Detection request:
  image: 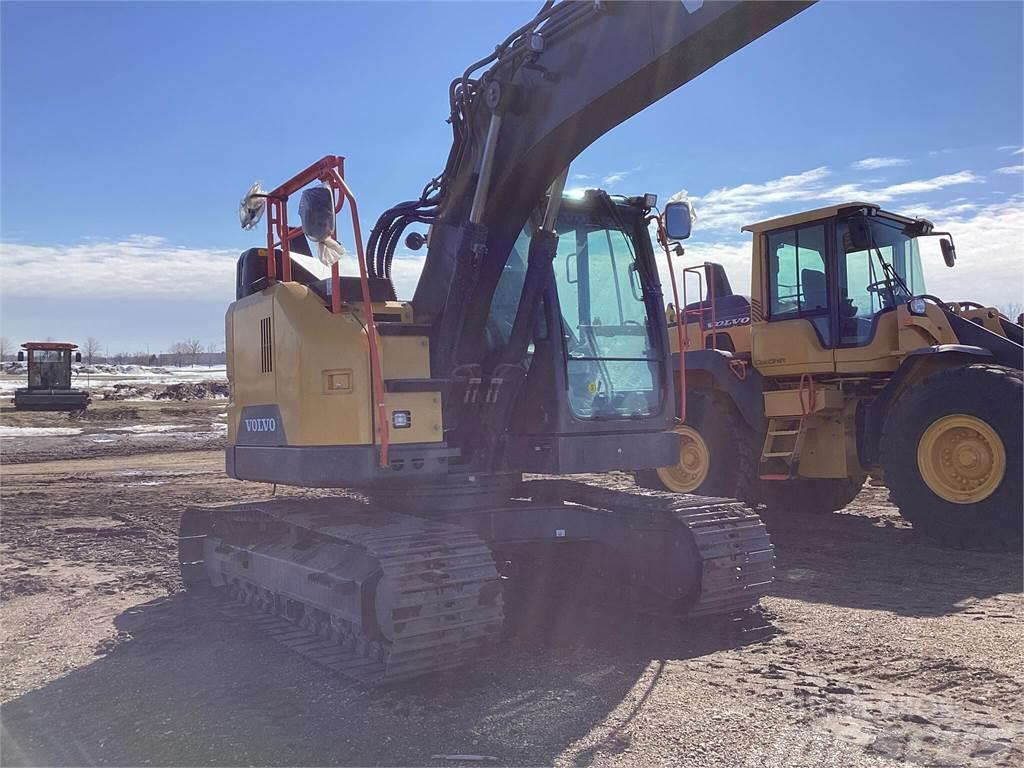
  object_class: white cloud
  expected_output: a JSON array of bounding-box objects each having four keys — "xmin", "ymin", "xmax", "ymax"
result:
[
  {"xmin": 0, "ymin": 235, "xmax": 429, "ymax": 303},
  {"xmin": 851, "ymin": 157, "xmax": 910, "ymax": 170},
  {"xmin": 995, "ymin": 165, "xmax": 1024, "ymax": 175},
  {"xmin": 677, "ymin": 167, "xmax": 983, "ymax": 233},
  {"xmin": 1015, "ymin": 149, "xmax": 1024, "ymax": 156},
  {"xmin": 919, "ymin": 196, "xmax": 1024, "ymax": 308},
  {"xmin": 602, "ymin": 171, "xmax": 628, "ymax": 186},
  {"xmin": 875, "ymin": 170, "xmax": 982, "ymax": 197},
  {"xmin": 0, "ymin": 236, "xmax": 239, "ymax": 300},
  {"xmin": 571, "ymin": 173, "xmax": 593, "ymax": 181}
]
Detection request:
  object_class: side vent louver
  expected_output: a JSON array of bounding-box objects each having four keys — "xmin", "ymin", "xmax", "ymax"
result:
[{"xmin": 260, "ymin": 316, "xmax": 273, "ymax": 373}]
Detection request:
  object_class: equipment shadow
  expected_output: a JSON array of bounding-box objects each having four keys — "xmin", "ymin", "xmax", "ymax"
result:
[
  {"xmin": 757, "ymin": 487, "xmax": 1022, "ymax": 618},
  {"xmin": 0, "ymin": 581, "xmax": 773, "ymax": 768}
]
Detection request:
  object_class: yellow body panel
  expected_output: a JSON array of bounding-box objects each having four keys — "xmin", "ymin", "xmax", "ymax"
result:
[
  {"xmin": 833, "ymin": 311, "xmax": 901, "ymax": 374},
  {"xmin": 799, "ymin": 400, "xmax": 862, "ymax": 478},
  {"xmin": 763, "ymin": 385, "xmax": 843, "ymax": 417},
  {"xmin": 752, "ymin": 318, "xmax": 834, "ymax": 376},
  {"xmin": 226, "ymin": 282, "xmax": 443, "ymax": 449}
]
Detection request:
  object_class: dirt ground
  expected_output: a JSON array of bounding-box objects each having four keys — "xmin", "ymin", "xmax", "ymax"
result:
[{"xmin": 0, "ymin": 407, "xmax": 1021, "ymax": 767}]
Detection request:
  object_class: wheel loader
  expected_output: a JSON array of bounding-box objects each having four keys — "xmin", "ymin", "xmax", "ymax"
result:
[
  {"xmin": 177, "ymin": 1, "xmax": 814, "ymax": 683},
  {"xmin": 641, "ymin": 201, "xmax": 1023, "ymax": 549}
]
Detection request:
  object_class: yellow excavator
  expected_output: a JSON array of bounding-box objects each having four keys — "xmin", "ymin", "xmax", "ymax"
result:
[
  {"xmin": 640, "ymin": 201, "xmax": 1023, "ymax": 549},
  {"xmin": 177, "ymin": 2, "xmax": 814, "ymax": 683}
]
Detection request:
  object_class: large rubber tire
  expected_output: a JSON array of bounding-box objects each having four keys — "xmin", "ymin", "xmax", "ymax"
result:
[
  {"xmin": 880, "ymin": 364, "xmax": 1023, "ymax": 549},
  {"xmin": 636, "ymin": 390, "xmax": 758, "ymax": 503},
  {"xmin": 759, "ymin": 475, "xmax": 866, "ymax": 515}
]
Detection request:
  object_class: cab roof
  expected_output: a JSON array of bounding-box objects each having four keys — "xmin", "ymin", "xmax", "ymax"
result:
[
  {"xmin": 741, "ymin": 202, "xmax": 930, "ymax": 234},
  {"xmin": 21, "ymin": 342, "xmax": 78, "ymax": 350}
]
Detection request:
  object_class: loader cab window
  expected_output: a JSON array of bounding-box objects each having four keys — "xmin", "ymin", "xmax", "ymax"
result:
[
  {"xmin": 28, "ymin": 349, "xmax": 71, "ymax": 390},
  {"xmin": 837, "ymin": 217, "xmax": 927, "ymax": 345},
  {"xmin": 551, "ymin": 209, "xmax": 659, "ymax": 420},
  {"xmin": 766, "ymin": 223, "xmax": 831, "ymax": 346}
]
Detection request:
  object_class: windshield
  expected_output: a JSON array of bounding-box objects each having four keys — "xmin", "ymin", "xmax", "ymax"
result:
[
  {"xmin": 838, "ymin": 217, "xmax": 927, "ymax": 344},
  {"xmin": 484, "ymin": 202, "xmax": 661, "ymax": 420},
  {"xmin": 551, "ymin": 208, "xmax": 659, "ymax": 420}
]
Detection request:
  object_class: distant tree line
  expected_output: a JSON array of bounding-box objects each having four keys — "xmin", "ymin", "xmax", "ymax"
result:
[{"xmin": 0, "ymin": 334, "xmax": 223, "ymax": 366}]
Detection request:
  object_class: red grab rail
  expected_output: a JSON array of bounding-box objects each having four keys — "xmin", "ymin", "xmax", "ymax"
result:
[{"xmin": 260, "ymin": 155, "xmax": 391, "ymax": 468}]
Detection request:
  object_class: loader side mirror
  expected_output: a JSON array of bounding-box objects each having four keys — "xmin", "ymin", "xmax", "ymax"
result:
[
  {"xmin": 940, "ymin": 237, "xmax": 956, "ymax": 267},
  {"xmin": 17, "ymin": 351, "xmax": 24, "ymax": 362},
  {"xmin": 75, "ymin": 352, "xmax": 82, "ymax": 363},
  {"xmin": 663, "ymin": 201, "xmax": 692, "ymax": 241}
]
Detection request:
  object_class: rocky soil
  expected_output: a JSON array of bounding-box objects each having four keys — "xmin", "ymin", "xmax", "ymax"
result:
[{"xmin": 0, "ymin": 419, "xmax": 1020, "ymax": 767}]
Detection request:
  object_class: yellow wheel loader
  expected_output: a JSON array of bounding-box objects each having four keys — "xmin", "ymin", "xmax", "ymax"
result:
[
  {"xmin": 177, "ymin": 2, "xmax": 814, "ymax": 684},
  {"xmin": 641, "ymin": 201, "xmax": 1023, "ymax": 549}
]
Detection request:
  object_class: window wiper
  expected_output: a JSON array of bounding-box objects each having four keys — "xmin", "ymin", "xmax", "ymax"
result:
[{"xmin": 868, "ymin": 234, "xmax": 912, "ymax": 303}]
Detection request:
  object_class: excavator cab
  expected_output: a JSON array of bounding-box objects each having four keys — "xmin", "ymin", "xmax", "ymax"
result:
[{"xmin": 496, "ymin": 191, "xmax": 677, "ymax": 473}]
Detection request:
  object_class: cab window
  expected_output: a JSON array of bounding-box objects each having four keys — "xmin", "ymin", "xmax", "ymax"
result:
[{"xmin": 766, "ymin": 223, "xmax": 831, "ymax": 345}]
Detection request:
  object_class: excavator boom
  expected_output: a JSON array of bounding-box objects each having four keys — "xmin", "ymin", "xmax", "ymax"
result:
[{"xmin": 399, "ymin": 1, "xmax": 812, "ymax": 370}]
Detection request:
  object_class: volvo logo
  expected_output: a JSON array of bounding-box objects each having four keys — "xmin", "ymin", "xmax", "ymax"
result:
[{"xmin": 244, "ymin": 417, "xmax": 277, "ymax": 432}]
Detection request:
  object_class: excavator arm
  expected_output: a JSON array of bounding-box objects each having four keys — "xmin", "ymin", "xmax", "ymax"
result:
[{"xmin": 369, "ymin": 0, "xmax": 812, "ymax": 377}]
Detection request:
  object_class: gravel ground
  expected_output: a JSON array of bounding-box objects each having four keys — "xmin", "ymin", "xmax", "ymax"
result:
[{"xmin": 0, "ymin": 429, "xmax": 1020, "ymax": 767}]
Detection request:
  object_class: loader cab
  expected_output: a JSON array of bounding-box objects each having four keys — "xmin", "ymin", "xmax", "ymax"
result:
[{"xmin": 748, "ymin": 203, "xmax": 933, "ymax": 377}]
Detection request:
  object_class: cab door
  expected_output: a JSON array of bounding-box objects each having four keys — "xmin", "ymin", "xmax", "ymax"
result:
[
  {"xmin": 831, "ymin": 217, "xmax": 904, "ymax": 374},
  {"xmin": 752, "ymin": 221, "xmax": 836, "ymax": 377}
]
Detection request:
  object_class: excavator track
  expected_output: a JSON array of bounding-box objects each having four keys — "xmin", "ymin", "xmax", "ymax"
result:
[
  {"xmin": 178, "ymin": 481, "xmax": 773, "ymax": 684},
  {"xmin": 524, "ymin": 479, "xmax": 774, "ymax": 617},
  {"xmin": 178, "ymin": 498, "xmax": 504, "ymax": 684}
]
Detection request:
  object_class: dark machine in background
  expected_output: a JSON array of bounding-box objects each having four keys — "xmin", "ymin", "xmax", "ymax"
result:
[{"xmin": 13, "ymin": 342, "xmax": 89, "ymax": 411}]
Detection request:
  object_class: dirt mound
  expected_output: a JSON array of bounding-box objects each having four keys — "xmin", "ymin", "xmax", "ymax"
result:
[
  {"xmin": 102, "ymin": 380, "xmax": 229, "ymax": 401},
  {"xmin": 154, "ymin": 381, "xmax": 229, "ymax": 401}
]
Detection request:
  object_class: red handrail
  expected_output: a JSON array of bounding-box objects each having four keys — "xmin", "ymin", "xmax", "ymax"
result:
[{"xmin": 258, "ymin": 155, "xmax": 391, "ymax": 468}]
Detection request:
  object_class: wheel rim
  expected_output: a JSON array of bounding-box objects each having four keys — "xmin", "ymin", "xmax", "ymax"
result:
[
  {"xmin": 917, "ymin": 414, "xmax": 1006, "ymax": 504},
  {"xmin": 656, "ymin": 425, "xmax": 710, "ymax": 493}
]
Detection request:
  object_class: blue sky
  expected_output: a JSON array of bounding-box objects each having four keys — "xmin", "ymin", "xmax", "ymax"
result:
[{"xmin": 2, "ymin": 1, "xmax": 1022, "ymax": 352}]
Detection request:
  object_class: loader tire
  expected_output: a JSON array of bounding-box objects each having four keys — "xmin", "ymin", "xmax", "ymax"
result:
[
  {"xmin": 636, "ymin": 390, "xmax": 758, "ymax": 503},
  {"xmin": 880, "ymin": 364, "xmax": 1023, "ymax": 550},
  {"xmin": 759, "ymin": 475, "xmax": 866, "ymax": 515}
]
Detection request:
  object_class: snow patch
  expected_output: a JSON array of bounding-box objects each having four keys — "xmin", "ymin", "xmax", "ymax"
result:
[
  {"xmin": 104, "ymin": 424, "xmax": 189, "ymax": 434},
  {"xmin": 0, "ymin": 426, "xmax": 84, "ymax": 437}
]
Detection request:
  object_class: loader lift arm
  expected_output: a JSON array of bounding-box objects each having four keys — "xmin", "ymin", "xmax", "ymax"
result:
[{"xmin": 369, "ymin": 0, "xmax": 813, "ymax": 456}]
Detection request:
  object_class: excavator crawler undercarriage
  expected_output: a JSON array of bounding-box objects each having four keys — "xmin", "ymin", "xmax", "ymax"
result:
[{"xmin": 179, "ymin": 480, "xmax": 773, "ymax": 684}]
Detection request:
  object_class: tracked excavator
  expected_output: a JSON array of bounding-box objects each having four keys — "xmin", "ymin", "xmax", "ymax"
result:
[{"xmin": 178, "ymin": 1, "xmax": 812, "ymax": 683}]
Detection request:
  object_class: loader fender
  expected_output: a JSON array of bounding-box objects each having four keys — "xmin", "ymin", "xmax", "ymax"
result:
[
  {"xmin": 859, "ymin": 345, "xmax": 994, "ymax": 466},
  {"xmin": 673, "ymin": 349, "xmax": 765, "ymax": 433}
]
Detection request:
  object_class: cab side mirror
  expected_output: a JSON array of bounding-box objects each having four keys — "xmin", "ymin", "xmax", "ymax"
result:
[
  {"xmin": 663, "ymin": 201, "xmax": 692, "ymax": 241},
  {"xmin": 940, "ymin": 237, "xmax": 956, "ymax": 267},
  {"xmin": 17, "ymin": 351, "xmax": 24, "ymax": 362},
  {"xmin": 75, "ymin": 352, "xmax": 82, "ymax": 363}
]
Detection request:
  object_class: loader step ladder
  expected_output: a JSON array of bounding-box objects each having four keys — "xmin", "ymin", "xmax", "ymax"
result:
[
  {"xmin": 759, "ymin": 416, "xmax": 808, "ymax": 480},
  {"xmin": 759, "ymin": 374, "xmax": 814, "ymax": 481}
]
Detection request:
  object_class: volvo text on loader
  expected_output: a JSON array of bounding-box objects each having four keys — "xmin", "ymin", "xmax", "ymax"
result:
[
  {"xmin": 641, "ymin": 201, "xmax": 1023, "ymax": 550},
  {"xmin": 176, "ymin": 1, "xmax": 815, "ymax": 683}
]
